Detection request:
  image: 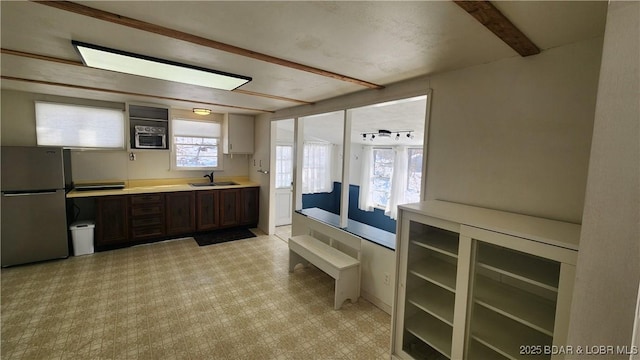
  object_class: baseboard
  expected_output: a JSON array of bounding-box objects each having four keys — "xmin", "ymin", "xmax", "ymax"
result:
[{"xmin": 361, "ymin": 289, "xmax": 392, "ymax": 315}]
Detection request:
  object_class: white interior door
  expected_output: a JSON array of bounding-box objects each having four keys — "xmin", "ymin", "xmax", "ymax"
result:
[
  {"xmin": 275, "ymin": 189, "xmax": 292, "ymax": 226},
  {"xmin": 275, "ymin": 144, "xmax": 293, "ymax": 226}
]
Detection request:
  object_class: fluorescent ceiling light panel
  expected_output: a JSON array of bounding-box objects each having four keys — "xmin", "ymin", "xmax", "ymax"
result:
[{"xmin": 72, "ymin": 41, "xmax": 251, "ymax": 90}]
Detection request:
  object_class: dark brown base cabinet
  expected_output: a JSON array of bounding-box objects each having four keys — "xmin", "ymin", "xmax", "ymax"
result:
[
  {"xmin": 130, "ymin": 194, "xmax": 165, "ymax": 240},
  {"xmin": 96, "ymin": 195, "xmax": 129, "ymax": 246},
  {"xmin": 240, "ymin": 187, "xmax": 259, "ymax": 225},
  {"xmin": 94, "ymin": 187, "xmax": 258, "ymax": 250},
  {"xmin": 196, "ymin": 190, "xmax": 220, "ymax": 231},
  {"xmin": 165, "ymin": 192, "xmax": 195, "ymax": 235},
  {"xmin": 219, "ymin": 189, "xmax": 241, "ymax": 227}
]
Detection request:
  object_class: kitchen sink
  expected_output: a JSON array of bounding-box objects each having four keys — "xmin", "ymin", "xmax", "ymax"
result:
[
  {"xmin": 213, "ymin": 181, "xmax": 239, "ymax": 186},
  {"xmin": 189, "ymin": 181, "xmax": 238, "ymax": 187}
]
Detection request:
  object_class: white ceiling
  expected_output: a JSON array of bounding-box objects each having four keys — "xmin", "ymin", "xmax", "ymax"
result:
[{"xmin": 1, "ymin": 1, "xmax": 607, "ymax": 126}]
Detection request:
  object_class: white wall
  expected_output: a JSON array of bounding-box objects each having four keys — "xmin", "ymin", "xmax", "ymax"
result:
[
  {"xmin": 426, "ymin": 37, "xmax": 603, "ymax": 224},
  {"xmin": 566, "ymin": 1, "xmax": 640, "ymax": 354},
  {"xmin": 360, "ymin": 240, "xmax": 396, "ymax": 313},
  {"xmin": 251, "ymin": 113, "xmax": 272, "ymax": 234},
  {"xmin": 1, "ymin": 90, "xmax": 250, "ymax": 182},
  {"xmin": 275, "ymin": 126, "xmax": 294, "ymax": 143},
  {"xmin": 349, "ymin": 144, "xmax": 364, "ymax": 186}
]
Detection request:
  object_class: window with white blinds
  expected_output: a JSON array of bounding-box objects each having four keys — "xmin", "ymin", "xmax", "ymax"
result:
[
  {"xmin": 171, "ymin": 118, "xmax": 222, "ymax": 170},
  {"xmin": 35, "ymin": 102, "xmax": 125, "ymax": 149}
]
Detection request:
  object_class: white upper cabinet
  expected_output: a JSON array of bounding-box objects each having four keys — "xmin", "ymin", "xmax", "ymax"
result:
[{"xmin": 223, "ymin": 113, "xmax": 254, "ymax": 154}]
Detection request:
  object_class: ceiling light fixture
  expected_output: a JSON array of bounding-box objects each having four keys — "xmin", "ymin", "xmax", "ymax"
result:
[
  {"xmin": 72, "ymin": 40, "xmax": 252, "ymax": 90},
  {"xmin": 193, "ymin": 108, "xmax": 212, "ymax": 116}
]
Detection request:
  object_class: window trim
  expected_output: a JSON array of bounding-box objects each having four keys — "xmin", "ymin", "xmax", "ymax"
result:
[
  {"xmin": 170, "ymin": 117, "xmax": 223, "ymax": 171},
  {"xmin": 275, "ymin": 143, "xmax": 294, "ymax": 189},
  {"xmin": 371, "ymin": 147, "xmax": 394, "ymax": 210},
  {"xmin": 405, "ymin": 147, "xmax": 424, "ymax": 205},
  {"xmin": 368, "ymin": 146, "xmax": 423, "ymax": 211}
]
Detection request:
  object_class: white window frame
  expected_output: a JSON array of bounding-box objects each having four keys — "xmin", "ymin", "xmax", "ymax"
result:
[
  {"xmin": 369, "ymin": 146, "xmax": 423, "ymax": 210},
  {"xmin": 35, "ymin": 101, "xmax": 125, "ymax": 149},
  {"xmin": 171, "ymin": 118, "xmax": 223, "ymax": 171},
  {"xmin": 405, "ymin": 147, "xmax": 424, "ymax": 205},
  {"xmin": 371, "ymin": 147, "xmax": 394, "ymax": 209},
  {"xmin": 275, "ymin": 143, "xmax": 294, "ymax": 189}
]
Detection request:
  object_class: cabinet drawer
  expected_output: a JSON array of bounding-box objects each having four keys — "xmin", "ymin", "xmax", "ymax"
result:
[
  {"xmin": 131, "ymin": 216, "xmax": 163, "ymax": 228},
  {"xmin": 131, "ymin": 225, "xmax": 164, "ymax": 239},
  {"xmin": 131, "ymin": 205, "xmax": 163, "ymax": 216},
  {"xmin": 130, "ymin": 194, "xmax": 163, "ymax": 205}
]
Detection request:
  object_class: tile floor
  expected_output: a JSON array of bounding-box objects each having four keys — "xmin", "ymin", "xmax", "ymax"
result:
[
  {"xmin": 274, "ymin": 225, "xmax": 292, "ymax": 243},
  {"xmin": 1, "ymin": 231, "xmax": 391, "ymax": 360}
]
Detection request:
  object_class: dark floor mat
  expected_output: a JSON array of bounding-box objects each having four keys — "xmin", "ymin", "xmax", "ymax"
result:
[{"xmin": 193, "ymin": 228, "xmax": 256, "ymax": 247}]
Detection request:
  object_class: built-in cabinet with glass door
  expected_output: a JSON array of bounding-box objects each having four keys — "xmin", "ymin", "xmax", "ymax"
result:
[{"xmin": 392, "ymin": 200, "xmax": 580, "ymax": 360}]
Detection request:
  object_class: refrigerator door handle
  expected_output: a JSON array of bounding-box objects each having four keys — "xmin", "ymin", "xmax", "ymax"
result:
[{"xmin": 2, "ymin": 191, "xmax": 59, "ymax": 197}]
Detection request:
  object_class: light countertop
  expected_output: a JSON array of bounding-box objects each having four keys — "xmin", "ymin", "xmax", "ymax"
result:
[{"xmin": 67, "ymin": 177, "xmax": 259, "ymax": 198}]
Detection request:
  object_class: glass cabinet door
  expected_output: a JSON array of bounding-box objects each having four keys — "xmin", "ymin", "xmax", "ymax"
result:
[
  {"xmin": 402, "ymin": 220, "xmax": 460, "ymax": 359},
  {"xmin": 466, "ymin": 242, "xmax": 560, "ymax": 360}
]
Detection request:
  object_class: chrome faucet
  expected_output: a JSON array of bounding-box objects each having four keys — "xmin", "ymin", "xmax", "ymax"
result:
[{"xmin": 204, "ymin": 172, "xmax": 214, "ymax": 183}]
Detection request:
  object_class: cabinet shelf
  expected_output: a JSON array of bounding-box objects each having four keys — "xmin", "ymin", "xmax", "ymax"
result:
[
  {"xmin": 407, "ymin": 284, "xmax": 455, "ymax": 326},
  {"xmin": 476, "ymin": 244, "xmax": 560, "ymax": 291},
  {"xmin": 129, "ymin": 116, "xmax": 168, "ymax": 122},
  {"xmin": 409, "ymin": 226, "xmax": 459, "ymax": 258},
  {"xmin": 409, "ymin": 257, "xmax": 457, "ymax": 293},
  {"xmin": 410, "ymin": 239, "xmax": 458, "ymax": 259},
  {"xmin": 471, "ymin": 306, "xmax": 552, "ymax": 360},
  {"xmin": 474, "ymin": 275, "xmax": 556, "ymax": 336},
  {"xmin": 405, "ymin": 314, "xmax": 453, "ymax": 359},
  {"xmin": 467, "ymin": 339, "xmax": 508, "ymax": 360}
]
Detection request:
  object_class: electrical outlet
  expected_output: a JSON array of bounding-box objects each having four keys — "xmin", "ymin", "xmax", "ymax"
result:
[
  {"xmin": 129, "ymin": 152, "xmax": 136, "ymax": 161},
  {"xmin": 384, "ymin": 273, "xmax": 390, "ymax": 286}
]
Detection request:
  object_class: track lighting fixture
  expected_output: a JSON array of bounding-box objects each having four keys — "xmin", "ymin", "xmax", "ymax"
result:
[{"xmin": 361, "ymin": 129, "xmax": 414, "ymax": 141}]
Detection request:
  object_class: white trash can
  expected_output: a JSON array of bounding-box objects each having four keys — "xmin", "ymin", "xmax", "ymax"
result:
[{"xmin": 69, "ymin": 221, "xmax": 95, "ymax": 256}]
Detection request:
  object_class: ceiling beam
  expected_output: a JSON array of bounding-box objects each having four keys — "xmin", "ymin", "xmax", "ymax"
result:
[
  {"xmin": 1, "ymin": 76, "xmax": 275, "ymax": 113},
  {"xmin": 1, "ymin": 48, "xmax": 83, "ymax": 66},
  {"xmin": 32, "ymin": 1, "xmax": 384, "ymax": 89},
  {"xmin": 1, "ymin": 48, "xmax": 313, "ymax": 105},
  {"xmin": 231, "ymin": 89, "xmax": 312, "ymax": 105},
  {"xmin": 453, "ymin": 0, "xmax": 540, "ymax": 57}
]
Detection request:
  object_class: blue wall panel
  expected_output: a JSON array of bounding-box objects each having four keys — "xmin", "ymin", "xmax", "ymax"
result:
[
  {"xmin": 301, "ymin": 182, "xmax": 340, "ymax": 214},
  {"xmin": 347, "ymin": 184, "xmax": 397, "ymax": 233}
]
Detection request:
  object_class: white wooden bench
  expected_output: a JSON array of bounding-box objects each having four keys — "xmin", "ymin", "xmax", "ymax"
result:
[{"xmin": 289, "ymin": 215, "xmax": 362, "ymax": 310}]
